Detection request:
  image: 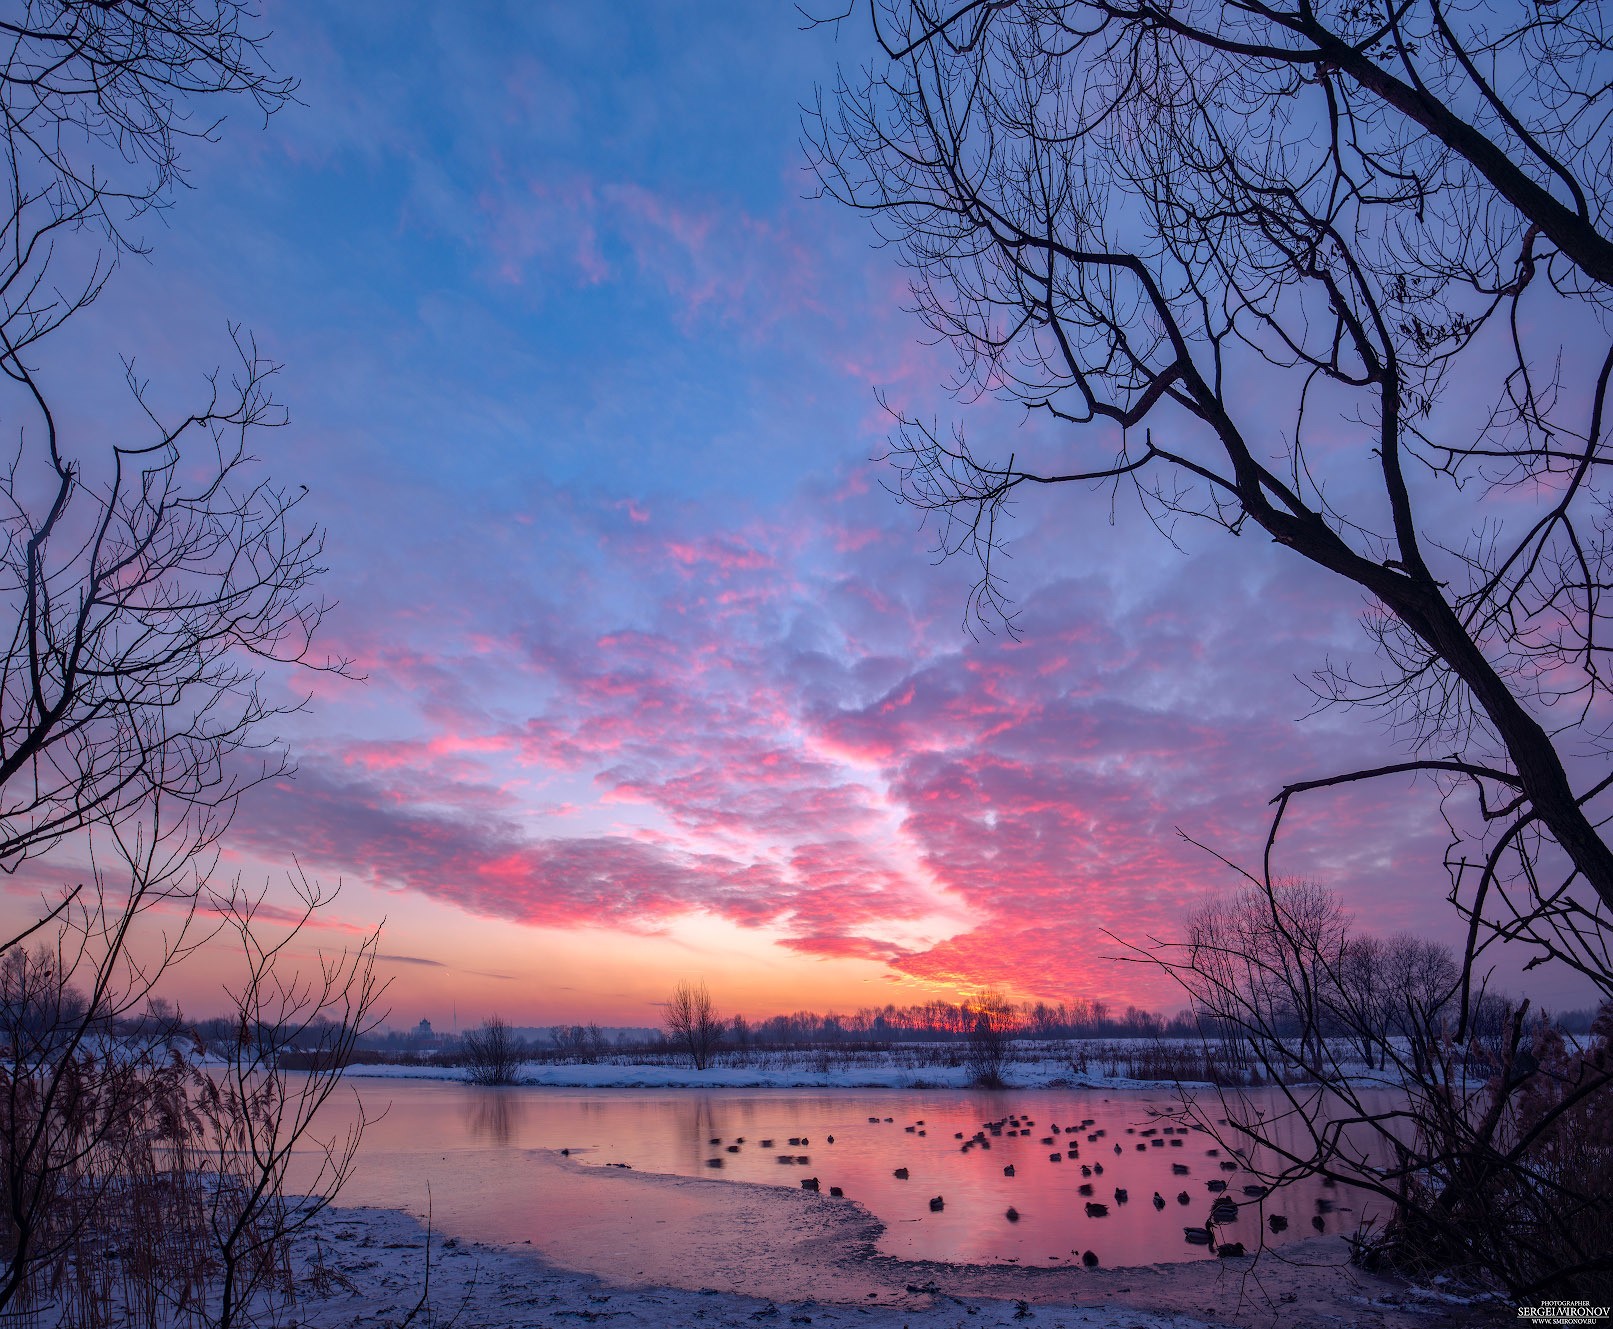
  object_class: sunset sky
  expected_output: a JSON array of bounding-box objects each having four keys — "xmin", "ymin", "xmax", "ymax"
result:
[{"xmin": 3, "ymin": 1, "xmax": 1591, "ymax": 1028}]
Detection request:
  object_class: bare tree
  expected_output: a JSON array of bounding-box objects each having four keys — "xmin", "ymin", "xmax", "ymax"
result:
[
  {"xmin": 0, "ymin": 869, "xmax": 383, "ymax": 1327},
  {"xmin": 0, "ymin": 820, "xmax": 206, "ymax": 1316},
  {"xmin": 1138, "ymin": 879, "xmax": 1612, "ymax": 1298},
  {"xmin": 195, "ymin": 876, "xmax": 383, "ymax": 1329},
  {"xmin": 810, "ymin": 0, "xmax": 1613, "ymax": 1002},
  {"xmin": 463, "ymin": 1015, "xmax": 526, "ymax": 1086},
  {"xmin": 962, "ymin": 986, "xmax": 1017, "ymax": 1087},
  {"xmin": 0, "ymin": 0, "xmax": 335, "ymax": 1012},
  {"xmin": 664, "ymin": 980, "xmax": 723, "ymax": 1071},
  {"xmin": 550, "ymin": 1023, "xmax": 605, "ymax": 1064},
  {"xmin": 0, "ymin": 4, "xmax": 379, "ymax": 1323}
]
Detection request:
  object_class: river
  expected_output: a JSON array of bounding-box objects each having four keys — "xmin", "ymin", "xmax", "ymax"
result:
[{"xmin": 290, "ymin": 1078, "xmax": 1390, "ymax": 1277}]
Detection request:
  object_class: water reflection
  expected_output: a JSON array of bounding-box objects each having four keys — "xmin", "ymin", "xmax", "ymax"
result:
[
  {"xmin": 316, "ymin": 1081, "xmax": 1396, "ymax": 1268},
  {"xmin": 463, "ymin": 1086, "xmax": 525, "ymax": 1145}
]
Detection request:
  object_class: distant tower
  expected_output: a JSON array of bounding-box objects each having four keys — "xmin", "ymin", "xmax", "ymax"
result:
[{"xmin": 415, "ymin": 1018, "xmax": 433, "ymax": 1038}]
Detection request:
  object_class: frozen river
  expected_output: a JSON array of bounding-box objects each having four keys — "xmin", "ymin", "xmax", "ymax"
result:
[{"xmin": 293, "ymin": 1079, "xmax": 1391, "ymax": 1276}]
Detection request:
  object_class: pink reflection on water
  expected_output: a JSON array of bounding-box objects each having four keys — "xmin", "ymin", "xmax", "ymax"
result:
[{"xmin": 305, "ymin": 1081, "xmax": 1394, "ymax": 1274}]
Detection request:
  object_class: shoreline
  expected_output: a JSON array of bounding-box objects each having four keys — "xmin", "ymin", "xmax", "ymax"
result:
[
  {"xmin": 329, "ymin": 1056, "xmax": 1411, "ymax": 1094},
  {"xmin": 338, "ymin": 1063, "xmax": 1223, "ymax": 1091},
  {"xmin": 284, "ymin": 1150, "xmax": 1508, "ymax": 1329},
  {"xmin": 291, "ymin": 1201, "xmax": 1506, "ymax": 1329}
]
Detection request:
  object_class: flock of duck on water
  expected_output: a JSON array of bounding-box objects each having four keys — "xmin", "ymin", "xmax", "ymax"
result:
[{"xmin": 697, "ymin": 1107, "xmax": 1341, "ymax": 1268}]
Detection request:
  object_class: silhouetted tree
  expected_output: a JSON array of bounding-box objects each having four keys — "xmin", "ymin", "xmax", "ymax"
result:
[
  {"xmin": 193, "ymin": 877, "xmax": 383, "ymax": 1329},
  {"xmin": 0, "ymin": 5, "xmax": 376, "ymax": 1321},
  {"xmin": 550, "ymin": 1023, "xmax": 605, "ymax": 1063},
  {"xmin": 811, "ymin": 0, "xmax": 1613, "ymax": 1004},
  {"xmin": 664, "ymin": 980, "xmax": 723, "ymax": 1071},
  {"xmin": 1139, "ymin": 877, "xmax": 1611, "ymax": 1298},
  {"xmin": 962, "ymin": 987, "xmax": 1017, "ymax": 1087},
  {"xmin": 464, "ymin": 1015, "xmax": 526, "ymax": 1086}
]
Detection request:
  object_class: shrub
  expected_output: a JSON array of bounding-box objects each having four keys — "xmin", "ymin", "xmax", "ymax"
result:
[{"xmin": 464, "ymin": 1016, "xmax": 526, "ymax": 1086}]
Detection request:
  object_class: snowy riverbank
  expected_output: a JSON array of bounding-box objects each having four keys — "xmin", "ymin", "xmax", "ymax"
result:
[
  {"xmin": 331, "ymin": 1035, "xmax": 1423, "ymax": 1092},
  {"xmin": 286, "ymin": 1199, "xmax": 1504, "ymax": 1329},
  {"xmin": 293, "ymin": 1203, "xmax": 1207, "ymax": 1328},
  {"xmin": 338, "ymin": 1056, "xmax": 1214, "ymax": 1091}
]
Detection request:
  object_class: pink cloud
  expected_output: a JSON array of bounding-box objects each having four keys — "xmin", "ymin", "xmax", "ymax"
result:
[
  {"xmin": 464, "ymin": 170, "xmax": 831, "ymax": 336},
  {"xmin": 476, "ymin": 173, "xmax": 611, "ymax": 288},
  {"xmin": 250, "ymin": 466, "xmax": 1482, "ymax": 1007}
]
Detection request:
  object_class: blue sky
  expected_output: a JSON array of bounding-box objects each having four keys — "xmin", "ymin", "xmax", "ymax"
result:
[{"xmin": 4, "ymin": 1, "xmax": 1592, "ymax": 1026}]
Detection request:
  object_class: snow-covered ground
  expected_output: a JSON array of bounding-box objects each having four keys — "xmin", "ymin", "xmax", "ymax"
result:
[
  {"xmin": 339, "ymin": 1048, "xmax": 1216, "ymax": 1091},
  {"xmin": 294, "ymin": 1204, "xmax": 1211, "ymax": 1329},
  {"xmin": 334, "ymin": 1030, "xmax": 1434, "ymax": 1093},
  {"xmin": 284, "ymin": 1199, "xmax": 1502, "ymax": 1329}
]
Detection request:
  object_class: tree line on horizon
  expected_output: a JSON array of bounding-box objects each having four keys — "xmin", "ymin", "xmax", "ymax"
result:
[{"xmin": 430, "ymin": 915, "xmax": 1591, "ymax": 1076}]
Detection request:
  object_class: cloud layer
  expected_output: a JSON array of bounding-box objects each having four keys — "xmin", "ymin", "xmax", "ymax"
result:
[{"xmin": 8, "ymin": 2, "xmax": 1518, "ymax": 1015}]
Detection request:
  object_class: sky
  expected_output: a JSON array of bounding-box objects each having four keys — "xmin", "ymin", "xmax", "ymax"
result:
[{"xmin": 1, "ymin": 1, "xmax": 1597, "ymax": 1029}]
